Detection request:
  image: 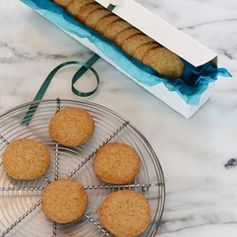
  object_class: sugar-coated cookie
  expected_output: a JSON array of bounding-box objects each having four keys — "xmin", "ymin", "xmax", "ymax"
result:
[
  {"xmin": 104, "ymin": 20, "xmax": 131, "ymax": 40},
  {"xmin": 66, "ymin": 0, "xmax": 94, "ymax": 17},
  {"xmin": 3, "ymin": 138, "xmax": 50, "ymax": 180},
  {"xmin": 53, "ymin": 0, "xmax": 73, "ymax": 7},
  {"xmin": 114, "ymin": 28, "xmax": 140, "ymax": 47},
  {"xmin": 133, "ymin": 42, "xmax": 158, "ymax": 61},
  {"xmin": 121, "ymin": 34, "xmax": 154, "ymax": 56},
  {"xmin": 95, "ymin": 15, "xmax": 119, "ymax": 34},
  {"xmin": 143, "ymin": 47, "xmax": 184, "ymax": 78},
  {"xmin": 98, "ymin": 190, "xmax": 151, "ymax": 237},
  {"xmin": 93, "ymin": 142, "xmax": 140, "ymax": 184},
  {"xmin": 85, "ymin": 9, "xmax": 111, "ymax": 28},
  {"xmin": 42, "ymin": 179, "xmax": 88, "ymax": 224},
  {"xmin": 76, "ymin": 2, "xmax": 103, "ymax": 23},
  {"xmin": 48, "ymin": 107, "xmax": 95, "ymax": 147}
]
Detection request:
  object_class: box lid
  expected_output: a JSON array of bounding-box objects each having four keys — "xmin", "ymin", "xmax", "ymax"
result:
[{"xmin": 95, "ymin": 0, "xmax": 217, "ymax": 67}]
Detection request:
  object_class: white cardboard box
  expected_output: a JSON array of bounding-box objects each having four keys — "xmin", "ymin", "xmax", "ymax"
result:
[{"xmin": 24, "ymin": 0, "xmax": 219, "ymax": 118}]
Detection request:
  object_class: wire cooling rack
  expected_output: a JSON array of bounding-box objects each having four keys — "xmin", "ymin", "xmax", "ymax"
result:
[{"xmin": 0, "ymin": 99, "xmax": 165, "ymax": 237}]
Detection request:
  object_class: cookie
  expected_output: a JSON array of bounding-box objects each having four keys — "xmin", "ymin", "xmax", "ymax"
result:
[
  {"xmin": 95, "ymin": 15, "xmax": 120, "ymax": 34},
  {"xmin": 53, "ymin": 0, "xmax": 73, "ymax": 7},
  {"xmin": 48, "ymin": 107, "xmax": 95, "ymax": 147},
  {"xmin": 42, "ymin": 179, "xmax": 88, "ymax": 224},
  {"xmin": 104, "ymin": 20, "xmax": 131, "ymax": 40},
  {"xmin": 93, "ymin": 142, "xmax": 140, "ymax": 184},
  {"xmin": 121, "ymin": 34, "xmax": 154, "ymax": 56},
  {"xmin": 66, "ymin": 0, "xmax": 95, "ymax": 17},
  {"xmin": 132, "ymin": 42, "xmax": 158, "ymax": 61},
  {"xmin": 85, "ymin": 9, "xmax": 111, "ymax": 28},
  {"xmin": 143, "ymin": 47, "xmax": 184, "ymax": 78},
  {"xmin": 2, "ymin": 138, "xmax": 50, "ymax": 180},
  {"xmin": 98, "ymin": 190, "xmax": 151, "ymax": 237},
  {"xmin": 114, "ymin": 28, "xmax": 140, "ymax": 47},
  {"xmin": 76, "ymin": 2, "xmax": 103, "ymax": 23}
]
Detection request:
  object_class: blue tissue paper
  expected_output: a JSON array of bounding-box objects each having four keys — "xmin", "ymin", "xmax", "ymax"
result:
[{"xmin": 21, "ymin": 0, "xmax": 231, "ymax": 105}]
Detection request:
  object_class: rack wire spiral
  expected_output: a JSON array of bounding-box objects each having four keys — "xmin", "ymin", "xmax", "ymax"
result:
[{"xmin": 0, "ymin": 99, "xmax": 165, "ymax": 237}]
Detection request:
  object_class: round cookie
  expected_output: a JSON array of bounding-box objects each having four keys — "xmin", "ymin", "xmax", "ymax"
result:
[
  {"xmin": 49, "ymin": 107, "xmax": 95, "ymax": 147},
  {"xmin": 85, "ymin": 9, "xmax": 111, "ymax": 29},
  {"xmin": 76, "ymin": 2, "xmax": 103, "ymax": 23},
  {"xmin": 104, "ymin": 20, "xmax": 132, "ymax": 40},
  {"xmin": 53, "ymin": 0, "xmax": 73, "ymax": 7},
  {"xmin": 142, "ymin": 47, "xmax": 184, "ymax": 78},
  {"xmin": 95, "ymin": 15, "xmax": 120, "ymax": 35},
  {"xmin": 3, "ymin": 138, "xmax": 50, "ymax": 180},
  {"xmin": 98, "ymin": 190, "xmax": 151, "ymax": 237},
  {"xmin": 41, "ymin": 179, "xmax": 88, "ymax": 224},
  {"xmin": 132, "ymin": 42, "xmax": 158, "ymax": 61},
  {"xmin": 93, "ymin": 142, "xmax": 140, "ymax": 184},
  {"xmin": 114, "ymin": 28, "xmax": 140, "ymax": 47},
  {"xmin": 66, "ymin": 0, "xmax": 95, "ymax": 17},
  {"xmin": 121, "ymin": 34, "xmax": 154, "ymax": 56}
]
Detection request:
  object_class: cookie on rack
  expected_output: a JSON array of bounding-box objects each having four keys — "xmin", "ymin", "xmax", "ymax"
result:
[
  {"xmin": 93, "ymin": 142, "xmax": 140, "ymax": 184},
  {"xmin": 2, "ymin": 138, "xmax": 50, "ymax": 180},
  {"xmin": 49, "ymin": 107, "xmax": 95, "ymax": 147},
  {"xmin": 98, "ymin": 190, "xmax": 151, "ymax": 237},
  {"xmin": 42, "ymin": 179, "xmax": 88, "ymax": 224}
]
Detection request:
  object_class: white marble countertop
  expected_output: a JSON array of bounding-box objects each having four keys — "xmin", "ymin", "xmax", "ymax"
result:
[{"xmin": 0, "ymin": 0, "xmax": 237, "ymax": 236}]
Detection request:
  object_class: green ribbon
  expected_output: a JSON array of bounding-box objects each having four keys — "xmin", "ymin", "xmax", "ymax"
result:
[
  {"xmin": 22, "ymin": 54, "xmax": 100, "ymax": 125},
  {"xmin": 22, "ymin": 4, "xmax": 116, "ymax": 126},
  {"xmin": 107, "ymin": 3, "xmax": 116, "ymax": 11}
]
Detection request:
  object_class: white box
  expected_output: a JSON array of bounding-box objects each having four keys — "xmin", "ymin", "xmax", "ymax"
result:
[{"xmin": 22, "ymin": 0, "xmax": 219, "ymax": 118}]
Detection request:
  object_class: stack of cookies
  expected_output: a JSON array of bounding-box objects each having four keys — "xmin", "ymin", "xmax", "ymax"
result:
[{"xmin": 53, "ymin": 0, "xmax": 184, "ymax": 79}]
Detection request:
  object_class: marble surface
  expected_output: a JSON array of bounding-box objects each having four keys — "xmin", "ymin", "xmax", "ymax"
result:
[{"xmin": 0, "ymin": 0, "xmax": 237, "ymax": 236}]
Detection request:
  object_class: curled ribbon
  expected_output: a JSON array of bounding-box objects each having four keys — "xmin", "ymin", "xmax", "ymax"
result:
[
  {"xmin": 22, "ymin": 4, "xmax": 116, "ymax": 126},
  {"xmin": 22, "ymin": 54, "xmax": 100, "ymax": 125}
]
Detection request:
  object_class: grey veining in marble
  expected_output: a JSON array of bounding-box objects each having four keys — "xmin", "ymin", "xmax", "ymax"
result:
[{"xmin": 0, "ymin": 0, "xmax": 237, "ymax": 236}]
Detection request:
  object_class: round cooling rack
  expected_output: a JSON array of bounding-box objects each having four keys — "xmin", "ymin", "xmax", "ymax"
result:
[{"xmin": 0, "ymin": 99, "xmax": 165, "ymax": 237}]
